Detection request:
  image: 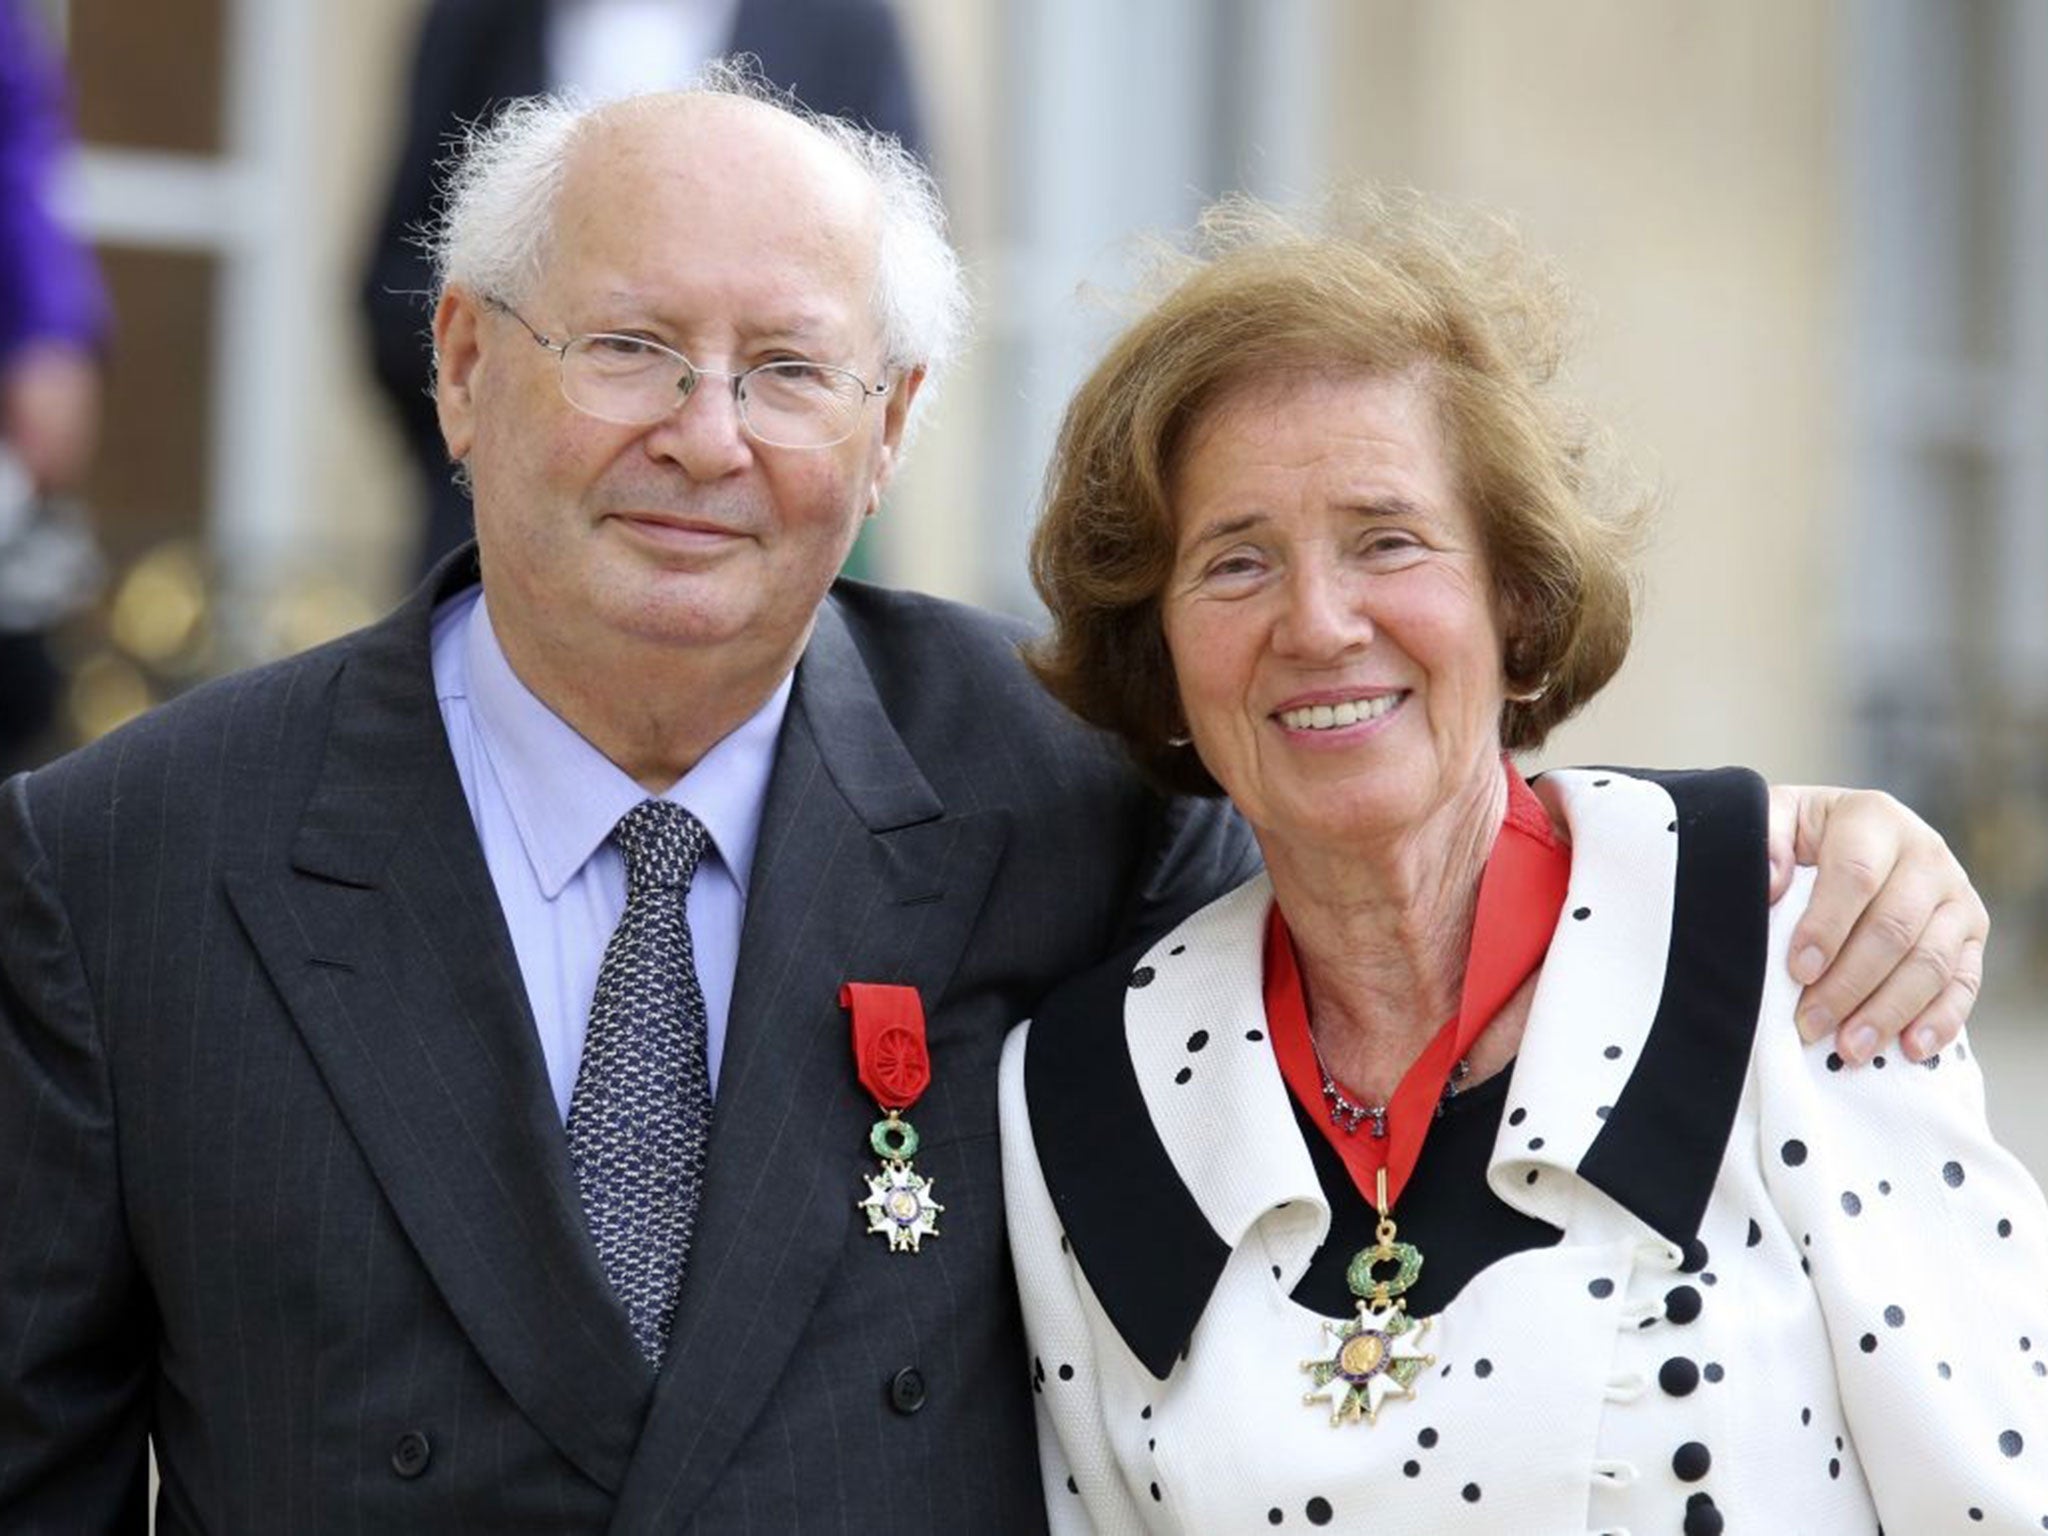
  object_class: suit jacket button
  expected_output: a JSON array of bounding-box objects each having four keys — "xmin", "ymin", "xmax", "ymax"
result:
[
  {"xmin": 390, "ymin": 1430, "xmax": 432, "ymax": 1478},
  {"xmin": 887, "ymin": 1367, "xmax": 927, "ymax": 1415}
]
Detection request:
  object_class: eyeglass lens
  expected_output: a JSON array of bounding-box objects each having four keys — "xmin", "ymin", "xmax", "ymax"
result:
[{"xmin": 559, "ymin": 335, "xmax": 871, "ymax": 448}]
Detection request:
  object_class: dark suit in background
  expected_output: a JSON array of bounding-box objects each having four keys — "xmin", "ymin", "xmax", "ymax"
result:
[
  {"xmin": 0, "ymin": 552, "xmax": 1256, "ymax": 1531},
  {"xmin": 360, "ymin": 0, "xmax": 929, "ymax": 574}
]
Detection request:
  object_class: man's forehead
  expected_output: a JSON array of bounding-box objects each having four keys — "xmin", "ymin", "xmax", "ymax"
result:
[
  {"xmin": 532, "ymin": 94, "xmax": 884, "ymax": 340},
  {"xmin": 572, "ymin": 93, "xmax": 876, "ymax": 223}
]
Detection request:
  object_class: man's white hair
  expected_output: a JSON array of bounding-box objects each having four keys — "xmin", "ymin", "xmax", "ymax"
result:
[{"xmin": 430, "ymin": 60, "xmax": 969, "ymax": 403}]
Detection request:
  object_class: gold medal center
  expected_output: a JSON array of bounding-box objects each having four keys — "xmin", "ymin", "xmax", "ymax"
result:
[
  {"xmin": 887, "ymin": 1189, "xmax": 923, "ymax": 1222},
  {"xmin": 1338, "ymin": 1331, "xmax": 1386, "ymax": 1377}
]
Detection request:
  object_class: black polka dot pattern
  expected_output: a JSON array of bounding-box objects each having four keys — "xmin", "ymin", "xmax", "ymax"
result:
[{"xmin": 1011, "ymin": 770, "xmax": 2048, "ymax": 1532}]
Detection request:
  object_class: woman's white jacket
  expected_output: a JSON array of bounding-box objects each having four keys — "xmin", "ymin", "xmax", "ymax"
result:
[{"xmin": 1001, "ymin": 767, "xmax": 2048, "ymax": 1534}]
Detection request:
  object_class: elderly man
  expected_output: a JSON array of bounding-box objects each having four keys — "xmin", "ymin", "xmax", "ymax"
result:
[
  {"xmin": 362, "ymin": 0, "xmax": 930, "ymax": 573},
  {"xmin": 0, "ymin": 79, "xmax": 1988, "ymax": 1532}
]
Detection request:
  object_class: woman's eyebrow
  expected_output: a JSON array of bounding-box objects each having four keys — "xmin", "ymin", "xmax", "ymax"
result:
[{"xmin": 1181, "ymin": 512, "xmax": 1265, "ymax": 550}]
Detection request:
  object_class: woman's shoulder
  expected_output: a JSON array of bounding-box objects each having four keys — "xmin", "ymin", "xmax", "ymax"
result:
[
  {"xmin": 1023, "ymin": 873, "xmax": 1273, "ymax": 1060},
  {"xmin": 1535, "ymin": 764, "xmax": 1767, "ymax": 851}
]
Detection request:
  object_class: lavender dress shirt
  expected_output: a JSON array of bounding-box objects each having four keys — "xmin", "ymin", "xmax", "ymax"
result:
[{"xmin": 430, "ymin": 586, "xmax": 784, "ymax": 1120}]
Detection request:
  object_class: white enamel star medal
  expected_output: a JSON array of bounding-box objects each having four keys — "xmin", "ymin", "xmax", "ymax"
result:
[
  {"xmin": 858, "ymin": 1112, "xmax": 944, "ymax": 1252},
  {"xmin": 841, "ymin": 983, "xmax": 941, "ymax": 1254},
  {"xmin": 1302, "ymin": 1171, "xmax": 1435, "ymax": 1425}
]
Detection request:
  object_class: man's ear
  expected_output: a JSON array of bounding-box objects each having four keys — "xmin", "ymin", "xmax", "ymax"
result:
[
  {"xmin": 865, "ymin": 364, "xmax": 926, "ymax": 514},
  {"xmin": 433, "ymin": 287, "xmax": 486, "ymax": 464}
]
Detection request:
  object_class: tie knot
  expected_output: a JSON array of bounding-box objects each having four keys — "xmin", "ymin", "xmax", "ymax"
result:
[{"xmin": 613, "ymin": 800, "xmax": 709, "ymax": 893}]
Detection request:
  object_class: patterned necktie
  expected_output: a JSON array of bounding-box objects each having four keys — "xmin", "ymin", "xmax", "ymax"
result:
[{"xmin": 566, "ymin": 799, "xmax": 715, "ymax": 1366}]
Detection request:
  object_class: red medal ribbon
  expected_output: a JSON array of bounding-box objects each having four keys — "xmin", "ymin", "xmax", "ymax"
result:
[
  {"xmin": 840, "ymin": 982, "xmax": 932, "ymax": 1113},
  {"xmin": 1266, "ymin": 762, "xmax": 1571, "ymax": 1214}
]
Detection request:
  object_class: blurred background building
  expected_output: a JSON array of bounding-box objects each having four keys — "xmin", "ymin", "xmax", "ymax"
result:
[{"xmin": 21, "ymin": 0, "xmax": 2048, "ymax": 1159}]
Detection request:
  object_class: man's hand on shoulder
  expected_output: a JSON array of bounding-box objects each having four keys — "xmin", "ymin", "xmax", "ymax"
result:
[{"xmin": 1766, "ymin": 785, "xmax": 1986, "ymax": 1068}]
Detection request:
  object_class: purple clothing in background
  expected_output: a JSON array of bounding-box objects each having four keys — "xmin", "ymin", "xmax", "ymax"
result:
[{"xmin": 0, "ymin": 0, "xmax": 107, "ymax": 359}]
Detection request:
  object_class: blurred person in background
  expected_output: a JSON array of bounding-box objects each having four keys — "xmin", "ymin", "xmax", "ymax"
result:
[
  {"xmin": 1004, "ymin": 192, "xmax": 2045, "ymax": 1532},
  {"xmin": 0, "ymin": 73, "xmax": 1993, "ymax": 1533},
  {"xmin": 0, "ymin": 0, "xmax": 106, "ymax": 775},
  {"xmin": 363, "ymin": 0, "xmax": 928, "ymax": 577}
]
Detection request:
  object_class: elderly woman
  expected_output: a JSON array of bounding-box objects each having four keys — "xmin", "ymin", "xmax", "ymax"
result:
[{"xmin": 1000, "ymin": 194, "xmax": 2048, "ymax": 1534}]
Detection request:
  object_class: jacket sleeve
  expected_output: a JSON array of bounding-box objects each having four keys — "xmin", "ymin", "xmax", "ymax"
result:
[
  {"xmin": 1755, "ymin": 869, "xmax": 2048, "ymax": 1528},
  {"xmin": 0, "ymin": 774, "xmax": 151, "ymax": 1529},
  {"xmin": 1000, "ymin": 1022, "xmax": 1148, "ymax": 1536}
]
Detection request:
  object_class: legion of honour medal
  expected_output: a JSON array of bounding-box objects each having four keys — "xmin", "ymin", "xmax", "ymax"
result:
[
  {"xmin": 841, "ymin": 982, "xmax": 943, "ymax": 1253},
  {"xmin": 1301, "ymin": 1169, "xmax": 1436, "ymax": 1425}
]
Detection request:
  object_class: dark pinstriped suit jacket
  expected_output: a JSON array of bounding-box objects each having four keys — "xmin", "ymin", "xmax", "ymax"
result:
[{"xmin": 0, "ymin": 557, "xmax": 1258, "ymax": 1533}]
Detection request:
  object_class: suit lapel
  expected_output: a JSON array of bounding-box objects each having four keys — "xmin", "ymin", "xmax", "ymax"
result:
[
  {"xmin": 613, "ymin": 600, "xmax": 1010, "ymax": 1525},
  {"xmin": 224, "ymin": 564, "xmax": 652, "ymax": 1494}
]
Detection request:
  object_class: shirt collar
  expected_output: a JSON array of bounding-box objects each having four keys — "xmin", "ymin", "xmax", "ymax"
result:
[{"xmin": 460, "ymin": 591, "xmax": 789, "ymax": 898}]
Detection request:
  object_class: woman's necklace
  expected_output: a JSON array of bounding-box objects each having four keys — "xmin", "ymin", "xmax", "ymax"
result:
[
  {"xmin": 1308, "ymin": 1030, "xmax": 1472, "ymax": 1139},
  {"xmin": 1268, "ymin": 764, "xmax": 1571, "ymax": 1428}
]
